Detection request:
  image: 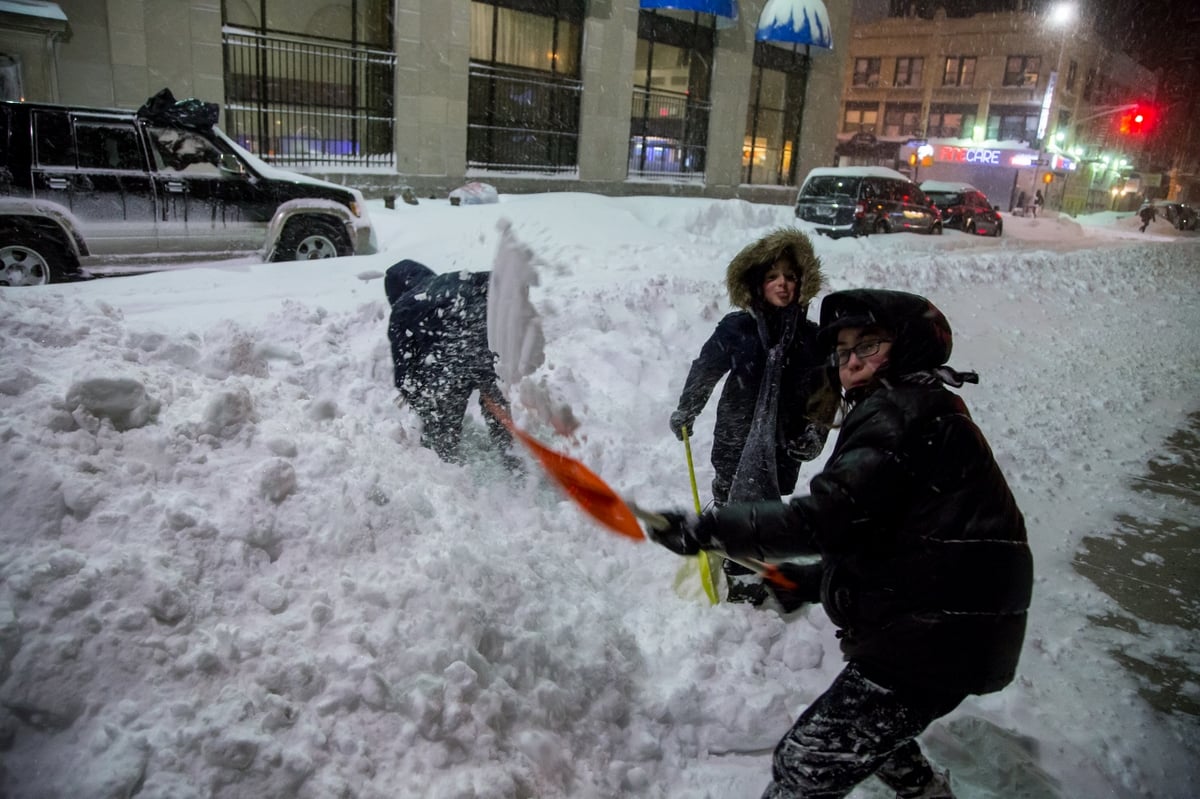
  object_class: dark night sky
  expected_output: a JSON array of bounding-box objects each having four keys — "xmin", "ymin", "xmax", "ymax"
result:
[
  {"xmin": 1091, "ymin": 0, "xmax": 1194, "ymax": 71},
  {"xmin": 852, "ymin": 0, "xmax": 1198, "ymax": 72}
]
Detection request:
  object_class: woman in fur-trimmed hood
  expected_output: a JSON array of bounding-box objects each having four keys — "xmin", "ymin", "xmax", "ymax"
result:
[{"xmin": 669, "ymin": 228, "xmax": 833, "ymax": 603}]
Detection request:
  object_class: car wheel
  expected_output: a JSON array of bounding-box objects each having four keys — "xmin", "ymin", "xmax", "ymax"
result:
[
  {"xmin": 965, "ymin": 218, "xmax": 976, "ymax": 235},
  {"xmin": 0, "ymin": 230, "xmax": 78, "ymax": 287},
  {"xmin": 272, "ymin": 217, "xmax": 352, "ymax": 262},
  {"xmin": 931, "ymin": 222, "xmax": 942, "ymax": 235},
  {"xmin": 993, "ymin": 222, "xmax": 1003, "ymax": 237},
  {"xmin": 873, "ymin": 219, "xmax": 889, "ymax": 235}
]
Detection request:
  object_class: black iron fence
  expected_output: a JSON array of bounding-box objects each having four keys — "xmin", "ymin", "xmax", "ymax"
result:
[
  {"xmin": 629, "ymin": 87, "xmax": 710, "ymax": 178},
  {"xmin": 222, "ymin": 27, "xmax": 395, "ymax": 167},
  {"xmin": 466, "ymin": 63, "xmax": 583, "ymax": 174}
]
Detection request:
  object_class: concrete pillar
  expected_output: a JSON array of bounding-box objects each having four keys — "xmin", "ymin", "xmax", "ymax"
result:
[
  {"xmin": 48, "ymin": 0, "xmax": 222, "ymax": 111},
  {"xmin": 577, "ymin": 0, "xmax": 640, "ymax": 183},
  {"xmin": 393, "ymin": 0, "xmax": 470, "ymax": 189},
  {"xmin": 705, "ymin": 5, "xmax": 757, "ymax": 192},
  {"xmin": 795, "ymin": 0, "xmax": 851, "ymax": 179}
]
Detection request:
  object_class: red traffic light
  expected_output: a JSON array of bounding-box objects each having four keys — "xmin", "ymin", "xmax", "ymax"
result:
[{"xmin": 1119, "ymin": 104, "xmax": 1155, "ymax": 135}]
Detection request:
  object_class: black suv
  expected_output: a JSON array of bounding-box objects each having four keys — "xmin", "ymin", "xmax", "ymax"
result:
[{"xmin": 0, "ymin": 90, "xmax": 376, "ymax": 286}]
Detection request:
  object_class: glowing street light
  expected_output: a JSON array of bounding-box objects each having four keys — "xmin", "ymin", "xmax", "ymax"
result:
[
  {"xmin": 1048, "ymin": 1, "xmax": 1076, "ymax": 28},
  {"xmin": 1037, "ymin": 2, "xmax": 1077, "ymax": 145}
]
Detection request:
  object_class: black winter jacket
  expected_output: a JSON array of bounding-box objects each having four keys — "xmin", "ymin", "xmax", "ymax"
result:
[
  {"xmin": 699, "ymin": 290, "xmax": 1032, "ymax": 696},
  {"xmin": 677, "ymin": 311, "xmax": 826, "ymax": 495},
  {"xmin": 385, "ymin": 259, "xmax": 496, "ymax": 397},
  {"xmin": 674, "ymin": 228, "xmax": 830, "ymax": 498}
]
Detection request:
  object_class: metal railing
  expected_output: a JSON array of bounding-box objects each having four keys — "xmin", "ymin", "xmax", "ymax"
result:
[
  {"xmin": 467, "ymin": 63, "xmax": 582, "ymax": 174},
  {"xmin": 628, "ymin": 87, "xmax": 710, "ymax": 179},
  {"xmin": 222, "ymin": 27, "xmax": 395, "ymax": 168}
]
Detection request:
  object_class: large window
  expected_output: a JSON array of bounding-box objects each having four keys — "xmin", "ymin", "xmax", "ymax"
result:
[
  {"xmin": 468, "ymin": 0, "xmax": 584, "ymax": 173},
  {"xmin": 629, "ymin": 11, "xmax": 716, "ymax": 179},
  {"xmin": 927, "ymin": 104, "xmax": 976, "ymax": 138},
  {"xmin": 882, "ymin": 103, "xmax": 921, "ymax": 137},
  {"xmin": 853, "ymin": 58, "xmax": 881, "ymax": 87},
  {"xmin": 742, "ymin": 42, "xmax": 810, "ymax": 186},
  {"xmin": 221, "ymin": 0, "xmax": 395, "ymax": 167},
  {"xmin": 942, "ymin": 56, "xmax": 976, "ymax": 87},
  {"xmin": 843, "ymin": 101, "xmax": 878, "ymax": 134},
  {"xmin": 893, "ymin": 57, "xmax": 923, "ymax": 88},
  {"xmin": 1003, "ymin": 56, "xmax": 1041, "ymax": 87},
  {"xmin": 987, "ymin": 105, "xmax": 1039, "ymax": 142}
]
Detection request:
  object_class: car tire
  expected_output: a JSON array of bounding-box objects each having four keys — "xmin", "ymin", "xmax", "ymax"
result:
[
  {"xmin": 0, "ymin": 229, "xmax": 79, "ymax": 287},
  {"xmin": 931, "ymin": 222, "xmax": 943, "ymax": 235},
  {"xmin": 873, "ymin": 219, "xmax": 889, "ymax": 235},
  {"xmin": 965, "ymin": 218, "xmax": 976, "ymax": 235},
  {"xmin": 272, "ymin": 217, "xmax": 352, "ymax": 262},
  {"xmin": 994, "ymin": 222, "xmax": 1003, "ymax": 237}
]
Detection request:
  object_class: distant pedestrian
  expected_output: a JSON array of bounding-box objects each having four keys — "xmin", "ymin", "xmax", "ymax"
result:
[
  {"xmin": 1032, "ymin": 189, "xmax": 1044, "ymax": 218},
  {"xmin": 1138, "ymin": 203, "xmax": 1158, "ymax": 232}
]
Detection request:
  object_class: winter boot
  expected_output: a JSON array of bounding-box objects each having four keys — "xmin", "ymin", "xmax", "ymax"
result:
[{"xmin": 724, "ymin": 562, "xmax": 768, "ymax": 605}]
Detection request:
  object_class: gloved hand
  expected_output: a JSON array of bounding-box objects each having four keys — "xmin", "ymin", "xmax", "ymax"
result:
[
  {"xmin": 642, "ymin": 510, "xmax": 703, "ymax": 556},
  {"xmin": 785, "ymin": 423, "xmax": 829, "ymax": 462},
  {"xmin": 669, "ymin": 410, "xmax": 694, "ymax": 441}
]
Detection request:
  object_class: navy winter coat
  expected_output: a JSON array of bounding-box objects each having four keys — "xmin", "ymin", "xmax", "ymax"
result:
[{"xmin": 385, "ymin": 259, "xmax": 495, "ymax": 397}]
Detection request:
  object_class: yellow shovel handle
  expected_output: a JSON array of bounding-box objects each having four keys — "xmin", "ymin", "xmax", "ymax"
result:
[{"xmin": 682, "ymin": 426, "xmax": 720, "ymax": 605}]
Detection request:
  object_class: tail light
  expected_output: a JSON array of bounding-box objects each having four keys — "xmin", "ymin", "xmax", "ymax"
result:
[{"xmin": 854, "ymin": 202, "xmax": 865, "ymax": 219}]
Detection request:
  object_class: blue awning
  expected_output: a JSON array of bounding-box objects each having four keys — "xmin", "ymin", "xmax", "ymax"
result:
[
  {"xmin": 756, "ymin": 0, "xmax": 833, "ymax": 49},
  {"xmin": 639, "ymin": 0, "xmax": 737, "ymax": 22}
]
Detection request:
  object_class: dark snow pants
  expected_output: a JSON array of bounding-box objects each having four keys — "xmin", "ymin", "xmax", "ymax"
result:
[
  {"xmin": 762, "ymin": 662, "xmax": 964, "ymax": 799},
  {"xmin": 409, "ymin": 379, "xmax": 512, "ymax": 463}
]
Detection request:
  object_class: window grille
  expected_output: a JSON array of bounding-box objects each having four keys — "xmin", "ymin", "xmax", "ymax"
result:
[
  {"xmin": 629, "ymin": 87, "xmax": 710, "ymax": 178},
  {"xmin": 222, "ymin": 27, "xmax": 395, "ymax": 167},
  {"xmin": 467, "ymin": 63, "xmax": 582, "ymax": 173}
]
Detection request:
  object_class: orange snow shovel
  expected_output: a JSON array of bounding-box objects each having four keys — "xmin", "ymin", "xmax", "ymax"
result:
[
  {"xmin": 484, "ymin": 396, "xmax": 642, "ymax": 540},
  {"xmin": 484, "ymin": 398, "xmax": 799, "ymax": 592}
]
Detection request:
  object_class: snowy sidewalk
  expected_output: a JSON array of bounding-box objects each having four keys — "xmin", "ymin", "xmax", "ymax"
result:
[{"xmin": 1074, "ymin": 410, "xmax": 1200, "ymax": 717}]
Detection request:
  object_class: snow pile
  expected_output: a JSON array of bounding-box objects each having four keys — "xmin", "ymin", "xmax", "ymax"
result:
[{"xmin": 0, "ymin": 196, "xmax": 1197, "ymax": 798}]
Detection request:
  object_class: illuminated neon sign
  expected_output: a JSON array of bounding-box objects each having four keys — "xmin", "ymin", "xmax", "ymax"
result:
[{"xmin": 938, "ymin": 146, "xmax": 1003, "ymax": 165}]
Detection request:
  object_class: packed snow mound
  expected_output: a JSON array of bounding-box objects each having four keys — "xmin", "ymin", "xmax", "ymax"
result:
[{"xmin": 0, "ymin": 193, "xmax": 1197, "ymax": 798}]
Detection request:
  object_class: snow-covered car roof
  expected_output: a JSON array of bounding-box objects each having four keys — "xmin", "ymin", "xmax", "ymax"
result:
[
  {"xmin": 804, "ymin": 166, "xmax": 911, "ymax": 181},
  {"xmin": 920, "ymin": 180, "xmax": 980, "ymax": 194}
]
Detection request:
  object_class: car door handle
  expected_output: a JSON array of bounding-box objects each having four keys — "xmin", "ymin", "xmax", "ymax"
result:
[
  {"xmin": 47, "ymin": 177, "xmax": 69, "ymax": 190},
  {"xmin": 165, "ymin": 180, "xmax": 186, "ymax": 193}
]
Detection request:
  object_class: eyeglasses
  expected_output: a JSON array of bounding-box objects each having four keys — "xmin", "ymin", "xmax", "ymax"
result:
[{"xmin": 832, "ymin": 338, "xmax": 892, "ymax": 366}]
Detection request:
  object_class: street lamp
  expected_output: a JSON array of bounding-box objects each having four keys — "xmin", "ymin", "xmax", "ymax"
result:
[
  {"xmin": 1037, "ymin": 2, "xmax": 1076, "ymax": 146},
  {"xmin": 1035, "ymin": 2, "xmax": 1076, "ymax": 211}
]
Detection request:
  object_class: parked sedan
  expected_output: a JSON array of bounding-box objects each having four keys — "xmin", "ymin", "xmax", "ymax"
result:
[{"xmin": 920, "ymin": 181, "xmax": 1003, "ymax": 237}]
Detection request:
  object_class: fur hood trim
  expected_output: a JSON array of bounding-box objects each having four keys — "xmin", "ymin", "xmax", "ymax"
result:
[{"xmin": 725, "ymin": 227, "xmax": 823, "ymax": 310}]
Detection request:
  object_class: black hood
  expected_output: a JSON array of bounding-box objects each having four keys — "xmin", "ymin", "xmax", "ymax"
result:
[
  {"xmin": 385, "ymin": 259, "xmax": 436, "ymax": 305},
  {"xmin": 818, "ymin": 289, "xmax": 953, "ymax": 376}
]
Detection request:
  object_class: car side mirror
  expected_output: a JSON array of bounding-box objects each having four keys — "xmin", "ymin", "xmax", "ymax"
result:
[{"xmin": 218, "ymin": 153, "xmax": 246, "ymax": 176}]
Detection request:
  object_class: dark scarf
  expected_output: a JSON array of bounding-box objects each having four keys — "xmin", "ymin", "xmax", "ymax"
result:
[{"xmin": 727, "ymin": 304, "xmax": 800, "ymax": 502}]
